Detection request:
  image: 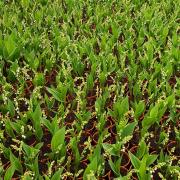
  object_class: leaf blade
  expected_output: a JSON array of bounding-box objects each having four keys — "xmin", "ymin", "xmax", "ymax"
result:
[{"xmin": 51, "ymin": 127, "xmax": 65, "ymax": 152}]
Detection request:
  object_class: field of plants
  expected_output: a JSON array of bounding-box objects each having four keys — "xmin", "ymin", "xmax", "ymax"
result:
[{"xmin": 0, "ymin": 0, "xmax": 180, "ymax": 179}]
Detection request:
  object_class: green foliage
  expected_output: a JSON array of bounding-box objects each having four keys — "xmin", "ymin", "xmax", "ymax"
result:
[
  {"xmin": 31, "ymin": 104, "xmax": 43, "ymax": 141},
  {"xmin": 4, "ymin": 165, "xmax": 15, "ymax": 180},
  {"xmin": 134, "ymin": 101, "xmax": 145, "ymax": 119},
  {"xmin": 33, "ymin": 73, "xmax": 45, "ymax": 86},
  {"xmin": 10, "ymin": 151, "xmax": 23, "ymax": 174},
  {"xmin": 51, "ymin": 127, "xmax": 65, "ymax": 152},
  {"xmin": 0, "ymin": 0, "xmax": 179, "ymax": 179},
  {"xmin": 7, "ymin": 99, "xmax": 15, "ymax": 117},
  {"xmin": 121, "ymin": 121, "xmax": 137, "ymax": 139}
]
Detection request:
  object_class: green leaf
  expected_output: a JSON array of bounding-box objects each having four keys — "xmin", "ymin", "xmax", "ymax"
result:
[
  {"xmin": 35, "ymin": 126, "xmax": 43, "ymax": 141},
  {"xmin": 42, "ymin": 119, "xmax": 53, "ymax": 135},
  {"xmin": 83, "ymin": 156, "xmax": 97, "ymax": 179},
  {"xmin": 46, "ymin": 87, "xmax": 62, "ymax": 102},
  {"xmin": 21, "ymin": 0, "xmax": 30, "ymax": 8},
  {"xmin": 162, "ymin": 26, "xmax": 169, "ymax": 39},
  {"xmin": 150, "ymin": 104, "xmax": 159, "ymax": 119},
  {"xmin": 142, "ymin": 103, "xmax": 161, "ymax": 128},
  {"xmin": 33, "ymin": 73, "xmax": 45, "ymax": 86},
  {"xmin": 102, "ymin": 143, "xmax": 117, "ymax": 156},
  {"xmin": 70, "ymin": 137, "xmax": 80, "ymax": 166},
  {"xmin": 51, "ymin": 127, "xmax": 65, "ymax": 152},
  {"xmin": 114, "ymin": 96, "xmax": 129, "ymax": 119},
  {"xmin": 10, "ymin": 152, "xmax": 23, "ymax": 174},
  {"xmin": 139, "ymin": 155, "xmax": 147, "ymax": 179},
  {"xmin": 11, "ymin": 121, "xmax": 21, "ymax": 134},
  {"xmin": 22, "ymin": 142, "xmax": 40, "ymax": 158},
  {"xmin": 23, "ymin": 175, "xmax": 32, "ymax": 180},
  {"xmin": 32, "ymin": 104, "xmax": 42, "ymax": 122},
  {"xmin": 34, "ymin": 156, "xmax": 39, "ymax": 178},
  {"xmin": 22, "ymin": 143, "xmax": 31, "ymax": 157},
  {"xmin": 136, "ymin": 141, "xmax": 147, "ymax": 159},
  {"xmin": 121, "ymin": 122, "xmax": 137, "ymax": 139},
  {"xmin": 159, "ymin": 150, "xmax": 165, "ymax": 162},
  {"xmin": 146, "ymin": 155, "xmax": 158, "ymax": 166},
  {"xmin": 128, "ymin": 151, "xmax": 141, "ymax": 169},
  {"xmin": 0, "ymin": 31, "xmax": 3, "ymax": 56},
  {"xmin": 4, "ymin": 120, "xmax": 15, "ymax": 138},
  {"xmin": 51, "ymin": 116, "xmax": 60, "ymax": 135},
  {"xmin": 87, "ymin": 73, "xmax": 94, "ymax": 90},
  {"xmin": 120, "ymin": 97, "xmax": 129, "ymax": 117},
  {"xmin": 45, "ymin": 94, "xmax": 55, "ymax": 109},
  {"xmin": 99, "ymin": 72, "xmax": 106, "ymax": 86},
  {"xmin": 135, "ymin": 101, "xmax": 145, "ymax": 119},
  {"xmin": 4, "ymin": 35, "xmax": 17, "ymax": 58},
  {"xmin": 51, "ymin": 169, "xmax": 63, "ymax": 180},
  {"xmin": 4, "ymin": 165, "xmax": 15, "ymax": 180},
  {"xmin": 32, "ymin": 104, "xmax": 43, "ymax": 141},
  {"xmin": 108, "ymin": 159, "xmax": 120, "ymax": 176},
  {"xmin": 142, "ymin": 116, "xmax": 154, "ymax": 128},
  {"xmin": 166, "ymin": 94, "xmax": 175, "ymax": 107},
  {"xmin": 7, "ymin": 99, "xmax": 15, "ymax": 117},
  {"xmin": 34, "ymin": 142, "xmax": 44, "ymax": 150}
]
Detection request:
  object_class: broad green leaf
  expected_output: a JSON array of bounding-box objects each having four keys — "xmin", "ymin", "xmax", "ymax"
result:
[
  {"xmin": 45, "ymin": 94, "xmax": 55, "ymax": 109},
  {"xmin": 146, "ymin": 154, "xmax": 158, "ymax": 166},
  {"xmin": 120, "ymin": 96, "xmax": 129, "ymax": 117},
  {"xmin": 139, "ymin": 155, "xmax": 147, "ymax": 179},
  {"xmin": 102, "ymin": 143, "xmax": 116, "ymax": 156},
  {"xmin": 4, "ymin": 120, "xmax": 15, "ymax": 138},
  {"xmin": 42, "ymin": 119, "xmax": 53, "ymax": 135},
  {"xmin": 108, "ymin": 159, "xmax": 120, "ymax": 176},
  {"xmin": 32, "ymin": 104, "xmax": 43, "ymax": 140},
  {"xmin": 51, "ymin": 169, "xmax": 63, "ymax": 180},
  {"xmin": 22, "ymin": 143, "xmax": 31, "ymax": 157},
  {"xmin": 114, "ymin": 96, "xmax": 129, "ymax": 119},
  {"xmin": 44, "ymin": 176, "xmax": 50, "ymax": 180},
  {"xmin": 150, "ymin": 104, "xmax": 159, "ymax": 119},
  {"xmin": 35, "ymin": 126, "xmax": 43, "ymax": 141},
  {"xmin": 70, "ymin": 137, "xmax": 80, "ymax": 166},
  {"xmin": 136, "ymin": 141, "xmax": 147, "ymax": 159},
  {"xmin": 51, "ymin": 127, "xmax": 65, "ymax": 152},
  {"xmin": 11, "ymin": 122, "xmax": 21, "ymax": 134},
  {"xmin": 33, "ymin": 73, "xmax": 45, "ymax": 86},
  {"xmin": 32, "ymin": 104, "xmax": 42, "ymax": 122},
  {"xmin": 128, "ymin": 151, "xmax": 141, "ymax": 169},
  {"xmin": 159, "ymin": 150, "xmax": 165, "ymax": 162},
  {"xmin": 46, "ymin": 87, "xmax": 62, "ymax": 102},
  {"xmin": 34, "ymin": 156, "xmax": 39, "ymax": 178},
  {"xmin": 166, "ymin": 94, "xmax": 175, "ymax": 107},
  {"xmin": 34, "ymin": 142, "xmax": 44, "ymax": 150},
  {"xmin": 10, "ymin": 152, "xmax": 23, "ymax": 174},
  {"xmin": 23, "ymin": 175, "xmax": 32, "ymax": 180},
  {"xmin": 83, "ymin": 156, "xmax": 97, "ymax": 179},
  {"xmin": 87, "ymin": 73, "xmax": 94, "ymax": 90},
  {"xmin": 4, "ymin": 35, "xmax": 17, "ymax": 57},
  {"xmin": 22, "ymin": 142, "xmax": 39, "ymax": 158},
  {"xmin": 21, "ymin": 0, "xmax": 30, "ymax": 8},
  {"xmin": 162, "ymin": 26, "xmax": 169, "ymax": 39},
  {"xmin": 4, "ymin": 165, "xmax": 15, "ymax": 180},
  {"xmin": 51, "ymin": 116, "xmax": 60, "ymax": 134},
  {"xmin": 135, "ymin": 101, "xmax": 145, "ymax": 119},
  {"xmin": 99, "ymin": 72, "xmax": 106, "ymax": 86},
  {"xmin": 7, "ymin": 99, "xmax": 15, "ymax": 117},
  {"xmin": 142, "ymin": 116, "xmax": 154, "ymax": 128},
  {"xmin": 0, "ymin": 31, "xmax": 3, "ymax": 55},
  {"xmin": 121, "ymin": 122, "xmax": 137, "ymax": 139}
]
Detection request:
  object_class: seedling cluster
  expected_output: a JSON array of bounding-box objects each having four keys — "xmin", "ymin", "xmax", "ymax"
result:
[{"xmin": 0, "ymin": 0, "xmax": 179, "ymax": 179}]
